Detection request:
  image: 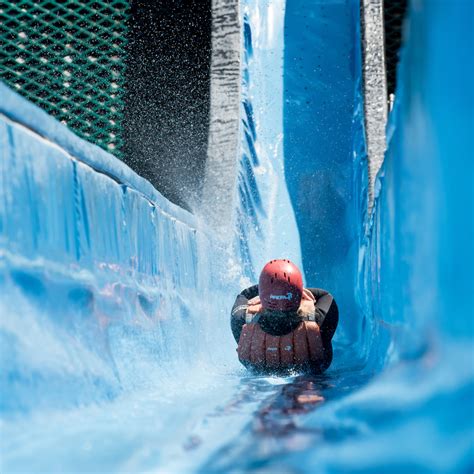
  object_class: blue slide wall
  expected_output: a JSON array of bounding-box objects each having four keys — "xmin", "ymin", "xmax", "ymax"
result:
[
  {"xmin": 307, "ymin": 3, "xmax": 473, "ymax": 470},
  {"xmin": 0, "ymin": 84, "xmax": 247, "ymax": 413},
  {"xmin": 359, "ymin": 0, "xmax": 473, "ymax": 362},
  {"xmin": 0, "ymin": 0, "xmax": 472, "ymax": 471},
  {"xmin": 284, "ymin": 0, "xmax": 361, "ymax": 344}
]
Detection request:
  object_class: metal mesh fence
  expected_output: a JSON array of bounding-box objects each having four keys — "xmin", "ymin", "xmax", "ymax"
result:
[{"xmin": 0, "ymin": 0, "xmax": 129, "ymax": 157}]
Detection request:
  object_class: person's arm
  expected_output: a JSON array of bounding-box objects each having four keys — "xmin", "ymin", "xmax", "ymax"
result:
[
  {"xmin": 305, "ymin": 288, "xmax": 338, "ymax": 372},
  {"xmin": 306, "ymin": 288, "xmax": 339, "ymax": 344},
  {"xmin": 230, "ymin": 285, "xmax": 259, "ymax": 342}
]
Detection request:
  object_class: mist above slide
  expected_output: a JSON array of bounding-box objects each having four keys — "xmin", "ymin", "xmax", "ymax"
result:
[{"xmin": 0, "ymin": 0, "xmax": 473, "ymax": 472}]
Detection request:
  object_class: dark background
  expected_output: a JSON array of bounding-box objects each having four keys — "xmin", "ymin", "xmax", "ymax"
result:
[{"xmin": 123, "ymin": 0, "xmax": 212, "ymax": 211}]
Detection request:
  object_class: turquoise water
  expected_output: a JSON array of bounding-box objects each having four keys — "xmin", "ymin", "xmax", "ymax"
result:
[{"xmin": 0, "ymin": 0, "xmax": 473, "ymax": 472}]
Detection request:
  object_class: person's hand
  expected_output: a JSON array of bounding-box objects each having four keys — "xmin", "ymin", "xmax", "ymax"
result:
[
  {"xmin": 299, "ymin": 299, "xmax": 315, "ymax": 315},
  {"xmin": 248, "ymin": 296, "xmax": 261, "ymax": 305},
  {"xmin": 247, "ymin": 303, "xmax": 262, "ymax": 314},
  {"xmin": 247, "ymin": 295, "xmax": 262, "ymax": 314},
  {"xmin": 299, "ymin": 288, "xmax": 316, "ymax": 316},
  {"xmin": 302, "ymin": 288, "xmax": 316, "ymax": 302}
]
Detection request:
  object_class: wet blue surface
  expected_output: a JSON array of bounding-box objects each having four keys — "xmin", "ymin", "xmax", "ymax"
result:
[
  {"xmin": 0, "ymin": 0, "xmax": 473, "ymax": 472},
  {"xmin": 283, "ymin": 0, "xmax": 361, "ymax": 326}
]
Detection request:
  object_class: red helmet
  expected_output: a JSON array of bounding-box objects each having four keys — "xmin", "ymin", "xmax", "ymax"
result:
[{"xmin": 258, "ymin": 259, "xmax": 303, "ymax": 311}]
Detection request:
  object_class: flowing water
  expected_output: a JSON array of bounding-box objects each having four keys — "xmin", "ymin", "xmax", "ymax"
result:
[{"xmin": 0, "ymin": 0, "xmax": 473, "ymax": 473}]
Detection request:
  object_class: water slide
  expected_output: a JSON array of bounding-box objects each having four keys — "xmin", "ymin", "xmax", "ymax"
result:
[{"xmin": 1, "ymin": 0, "xmax": 472, "ymax": 472}]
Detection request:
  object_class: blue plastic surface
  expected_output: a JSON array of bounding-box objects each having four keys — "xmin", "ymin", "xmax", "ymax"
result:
[
  {"xmin": 0, "ymin": 101, "xmax": 237, "ymax": 412},
  {"xmin": 0, "ymin": 0, "xmax": 473, "ymax": 472},
  {"xmin": 284, "ymin": 0, "xmax": 361, "ymax": 336}
]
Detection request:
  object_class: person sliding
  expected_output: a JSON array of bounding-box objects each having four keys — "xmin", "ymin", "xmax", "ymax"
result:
[{"xmin": 231, "ymin": 259, "xmax": 338, "ymax": 374}]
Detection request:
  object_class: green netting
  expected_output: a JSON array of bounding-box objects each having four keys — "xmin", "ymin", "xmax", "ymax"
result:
[{"xmin": 0, "ymin": 0, "xmax": 129, "ymax": 157}]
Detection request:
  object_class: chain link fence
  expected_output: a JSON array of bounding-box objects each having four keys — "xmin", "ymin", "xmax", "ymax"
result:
[{"xmin": 0, "ymin": 0, "xmax": 129, "ymax": 157}]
